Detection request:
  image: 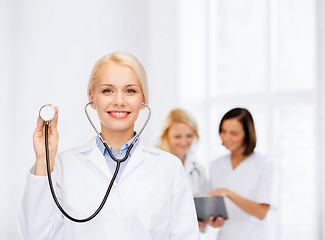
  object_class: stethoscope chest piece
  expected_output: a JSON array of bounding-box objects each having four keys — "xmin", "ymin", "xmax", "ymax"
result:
[{"xmin": 39, "ymin": 105, "xmax": 56, "ymax": 122}]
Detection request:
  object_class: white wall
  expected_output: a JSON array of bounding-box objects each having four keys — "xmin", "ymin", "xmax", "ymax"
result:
[
  {"xmin": 0, "ymin": 0, "xmax": 178, "ymax": 239},
  {"xmin": 316, "ymin": 0, "xmax": 325, "ymax": 238},
  {"xmin": 142, "ymin": 0, "xmax": 179, "ymax": 146}
]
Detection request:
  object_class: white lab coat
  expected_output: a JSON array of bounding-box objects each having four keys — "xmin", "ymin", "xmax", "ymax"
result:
[
  {"xmin": 209, "ymin": 152, "xmax": 274, "ymax": 240},
  {"xmin": 183, "ymin": 152, "xmax": 207, "ymax": 196},
  {"xmin": 18, "ymin": 137, "xmax": 200, "ymax": 240}
]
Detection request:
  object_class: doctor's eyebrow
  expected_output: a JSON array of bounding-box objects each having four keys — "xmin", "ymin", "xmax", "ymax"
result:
[
  {"xmin": 99, "ymin": 84, "xmax": 140, "ymax": 88},
  {"xmin": 98, "ymin": 84, "xmax": 114, "ymax": 87},
  {"xmin": 124, "ymin": 84, "xmax": 141, "ymax": 88}
]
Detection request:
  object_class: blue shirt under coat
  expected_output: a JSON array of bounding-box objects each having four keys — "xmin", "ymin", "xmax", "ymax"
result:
[{"xmin": 96, "ymin": 133, "xmax": 139, "ymax": 182}]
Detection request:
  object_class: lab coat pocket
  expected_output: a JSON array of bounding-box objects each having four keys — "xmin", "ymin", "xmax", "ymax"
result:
[{"xmin": 135, "ymin": 181, "xmax": 171, "ymax": 231}]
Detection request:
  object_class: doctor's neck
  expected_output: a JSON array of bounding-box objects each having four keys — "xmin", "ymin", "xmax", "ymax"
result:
[
  {"xmin": 101, "ymin": 128, "xmax": 135, "ymax": 150},
  {"xmin": 231, "ymin": 147, "xmax": 247, "ymax": 162},
  {"xmin": 171, "ymin": 152, "xmax": 186, "ymax": 165}
]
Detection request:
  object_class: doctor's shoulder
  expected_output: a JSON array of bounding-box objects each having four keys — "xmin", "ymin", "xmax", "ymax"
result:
[
  {"xmin": 249, "ymin": 151, "xmax": 269, "ymax": 162},
  {"xmin": 209, "ymin": 153, "xmax": 231, "ymax": 168},
  {"xmin": 248, "ymin": 152, "xmax": 274, "ymax": 172},
  {"xmin": 55, "ymin": 137, "xmax": 96, "ymax": 164},
  {"xmin": 142, "ymin": 144, "xmax": 184, "ymax": 167}
]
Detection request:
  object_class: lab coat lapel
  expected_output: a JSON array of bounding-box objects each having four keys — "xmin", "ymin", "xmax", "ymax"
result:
[
  {"xmin": 119, "ymin": 143, "xmax": 144, "ymax": 181},
  {"xmin": 87, "ymin": 138, "xmax": 112, "ymax": 180},
  {"xmin": 184, "ymin": 151, "xmax": 194, "ymax": 175}
]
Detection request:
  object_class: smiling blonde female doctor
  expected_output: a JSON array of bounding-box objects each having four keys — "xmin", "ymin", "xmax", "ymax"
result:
[{"xmin": 18, "ymin": 52, "xmax": 200, "ymax": 240}]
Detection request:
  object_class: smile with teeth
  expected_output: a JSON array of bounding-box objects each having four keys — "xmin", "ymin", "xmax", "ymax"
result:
[{"xmin": 108, "ymin": 111, "xmax": 130, "ymax": 119}]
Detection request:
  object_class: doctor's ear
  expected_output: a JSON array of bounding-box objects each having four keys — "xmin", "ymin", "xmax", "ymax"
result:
[
  {"xmin": 141, "ymin": 102, "xmax": 150, "ymax": 110},
  {"xmin": 140, "ymin": 96, "xmax": 146, "ymax": 109},
  {"xmin": 88, "ymin": 91, "xmax": 96, "ymax": 110}
]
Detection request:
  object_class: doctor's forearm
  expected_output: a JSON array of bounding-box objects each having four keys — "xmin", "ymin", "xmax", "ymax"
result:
[
  {"xmin": 35, "ymin": 157, "xmax": 54, "ymax": 176},
  {"xmin": 227, "ymin": 191, "xmax": 270, "ymax": 220}
]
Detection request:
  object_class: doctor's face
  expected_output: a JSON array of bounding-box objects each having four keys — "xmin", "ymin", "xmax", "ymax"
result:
[
  {"xmin": 89, "ymin": 62, "xmax": 144, "ymax": 136},
  {"xmin": 219, "ymin": 118, "xmax": 245, "ymax": 154},
  {"xmin": 167, "ymin": 123, "xmax": 195, "ymax": 158}
]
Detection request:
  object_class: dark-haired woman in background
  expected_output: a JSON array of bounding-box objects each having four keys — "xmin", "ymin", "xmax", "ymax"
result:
[{"xmin": 207, "ymin": 108, "xmax": 274, "ymax": 240}]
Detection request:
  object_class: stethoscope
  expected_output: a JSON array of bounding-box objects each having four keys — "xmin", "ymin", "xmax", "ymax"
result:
[
  {"xmin": 39, "ymin": 102, "xmax": 151, "ymax": 223},
  {"xmin": 189, "ymin": 162, "xmax": 201, "ymax": 178}
]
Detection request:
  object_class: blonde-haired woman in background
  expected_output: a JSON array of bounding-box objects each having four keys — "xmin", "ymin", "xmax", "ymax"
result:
[
  {"xmin": 158, "ymin": 108, "xmax": 207, "ymax": 196},
  {"xmin": 158, "ymin": 108, "xmax": 209, "ymax": 233}
]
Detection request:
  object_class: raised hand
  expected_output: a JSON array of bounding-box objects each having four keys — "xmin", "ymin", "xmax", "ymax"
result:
[{"xmin": 33, "ymin": 106, "xmax": 59, "ymax": 176}]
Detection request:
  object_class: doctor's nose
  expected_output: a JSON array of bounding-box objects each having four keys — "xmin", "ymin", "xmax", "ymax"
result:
[
  {"xmin": 113, "ymin": 92, "xmax": 126, "ymax": 107},
  {"xmin": 180, "ymin": 138, "xmax": 190, "ymax": 146}
]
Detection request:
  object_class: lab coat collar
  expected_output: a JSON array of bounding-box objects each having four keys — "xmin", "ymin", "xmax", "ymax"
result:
[
  {"xmin": 118, "ymin": 144, "xmax": 144, "ymax": 182},
  {"xmin": 184, "ymin": 151, "xmax": 196, "ymax": 169},
  {"xmin": 87, "ymin": 137, "xmax": 112, "ymax": 179},
  {"xmin": 82, "ymin": 137, "xmax": 145, "ymax": 182}
]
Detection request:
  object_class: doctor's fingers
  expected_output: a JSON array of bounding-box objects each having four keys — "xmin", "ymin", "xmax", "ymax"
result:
[
  {"xmin": 35, "ymin": 116, "xmax": 45, "ymax": 134},
  {"xmin": 198, "ymin": 220, "xmax": 208, "ymax": 231},
  {"xmin": 208, "ymin": 216, "xmax": 225, "ymax": 228},
  {"xmin": 48, "ymin": 107, "xmax": 59, "ymax": 135},
  {"xmin": 209, "ymin": 188, "xmax": 228, "ymax": 197},
  {"xmin": 209, "ymin": 190, "xmax": 221, "ymax": 197}
]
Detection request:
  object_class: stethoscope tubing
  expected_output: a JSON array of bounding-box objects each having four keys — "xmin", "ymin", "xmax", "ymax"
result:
[
  {"xmin": 44, "ymin": 103, "xmax": 151, "ymax": 223},
  {"xmin": 189, "ymin": 164, "xmax": 201, "ymax": 178},
  {"xmin": 84, "ymin": 102, "xmax": 151, "ymax": 151},
  {"xmin": 45, "ymin": 123, "xmax": 123, "ymax": 222}
]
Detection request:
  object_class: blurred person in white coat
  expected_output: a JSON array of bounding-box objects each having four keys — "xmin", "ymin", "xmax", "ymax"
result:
[
  {"xmin": 157, "ymin": 109, "xmax": 208, "ymax": 231},
  {"xmin": 206, "ymin": 108, "xmax": 274, "ymax": 240},
  {"xmin": 18, "ymin": 52, "xmax": 200, "ymax": 240}
]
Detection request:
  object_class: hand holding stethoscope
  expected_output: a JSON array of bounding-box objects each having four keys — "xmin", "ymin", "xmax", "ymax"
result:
[{"xmin": 33, "ymin": 105, "xmax": 59, "ymax": 176}]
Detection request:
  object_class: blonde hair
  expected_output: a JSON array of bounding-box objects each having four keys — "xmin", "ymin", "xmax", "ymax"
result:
[
  {"xmin": 158, "ymin": 108, "xmax": 199, "ymax": 152},
  {"xmin": 87, "ymin": 52, "xmax": 149, "ymax": 104}
]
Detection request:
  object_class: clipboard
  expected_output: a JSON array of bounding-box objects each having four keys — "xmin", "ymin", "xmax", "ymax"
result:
[{"xmin": 194, "ymin": 196, "xmax": 228, "ymax": 221}]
